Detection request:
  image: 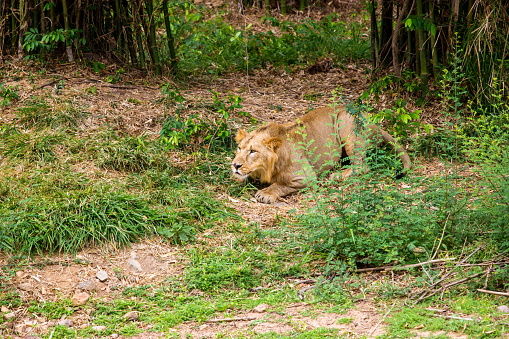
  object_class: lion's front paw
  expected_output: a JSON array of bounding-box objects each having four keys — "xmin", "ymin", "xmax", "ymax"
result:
[{"xmin": 255, "ymin": 190, "xmax": 278, "ymax": 204}]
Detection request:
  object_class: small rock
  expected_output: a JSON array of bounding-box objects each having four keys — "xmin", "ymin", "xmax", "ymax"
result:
[
  {"xmin": 15, "ymin": 271, "xmax": 26, "ymax": 278},
  {"xmin": 92, "ymin": 325, "xmax": 107, "ymax": 331},
  {"xmin": 72, "ymin": 292, "xmax": 90, "ymax": 306},
  {"xmin": 1, "ymin": 306, "xmax": 10, "ymax": 313},
  {"xmin": 57, "ymin": 319, "xmax": 73, "ymax": 327},
  {"xmin": 123, "ymin": 311, "xmax": 139, "ymax": 321},
  {"xmin": 96, "ymin": 270, "xmax": 109, "ymax": 282},
  {"xmin": 78, "ymin": 279, "xmax": 97, "ymax": 292},
  {"xmin": 127, "ymin": 258, "xmax": 143, "ymax": 272},
  {"xmin": 253, "ymin": 303, "xmax": 269, "ymax": 313},
  {"xmin": 498, "ymin": 305, "xmax": 509, "ymax": 313},
  {"xmin": 4, "ymin": 312, "xmax": 15, "ymax": 320},
  {"xmin": 18, "ymin": 282, "xmax": 34, "ymax": 292},
  {"xmin": 111, "ymin": 334, "xmax": 119, "ymax": 338}
]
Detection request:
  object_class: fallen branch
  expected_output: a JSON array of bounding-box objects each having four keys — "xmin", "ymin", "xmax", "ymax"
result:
[
  {"xmin": 413, "ymin": 271, "xmax": 489, "ymax": 304},
  {"xmin": 431, "ymin": 314, "xmax": 476, "ymax": 321},
  {"xmin": 369, "ymin": 301, "xmax": 396, "ymax": 337},
  {"xmin": 477, "ymin": 289, "xmax": 509, "ymax": 297},
  {"xmin": 207, "ymin": 317, "xmax": 257, "ymax": 323},
  {"xmin": 356, "ymin": 258, "xmax": 456, "ymax": 273},
  {"xmin": 298, "ymin": 286, "xmax": 315, "ymax": 300}
]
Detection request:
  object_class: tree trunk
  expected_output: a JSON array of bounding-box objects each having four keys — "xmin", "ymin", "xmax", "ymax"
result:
[
  {"xmin": 415, "ymin": 0, "xmax": 428, "ymax": 84},
  {"xmin": 61, "ymin": 0, "xmax": 74, "ymax": 62},
  {"xmin": 392, "ymin": 0, "xmax": 412, "ymax": 77},
  {"xmin": 144, "ymin": 0, "xmax": 162, "ymax": 75},
  {"xmin": 369, "ymin": 0, "xmax": 379, "ymax": 71},
  {"xmin": 379, "ymin": 0, "xmax": 393, "ymax": 67}
]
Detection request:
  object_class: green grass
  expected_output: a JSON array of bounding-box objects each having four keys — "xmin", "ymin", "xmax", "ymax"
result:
[{"xmin": 383, "ymin": 295, "xmax": 508, "ymax": 339}]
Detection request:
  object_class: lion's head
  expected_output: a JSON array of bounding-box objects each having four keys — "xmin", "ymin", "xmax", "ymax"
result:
[{"xmin": 231, "ymin": 125, "xmax": 284, "ymax": 184}]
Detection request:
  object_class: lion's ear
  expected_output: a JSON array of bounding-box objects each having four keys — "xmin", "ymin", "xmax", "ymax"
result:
[
  {"xmin": 235, "ymin": 129, "xmax": 248, "ymax": 144},
  {"xmin": 264, "ymin": 137, "xmax": 282, "ymax": 152}
]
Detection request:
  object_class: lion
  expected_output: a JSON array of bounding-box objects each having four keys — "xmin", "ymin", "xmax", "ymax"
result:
[{"xmin": 231, "ymin": 106, "xmax": 411, "ymax": 204}]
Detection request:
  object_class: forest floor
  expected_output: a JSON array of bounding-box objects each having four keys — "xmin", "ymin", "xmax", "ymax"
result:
[
  {"xmin": 1, "ymin": 5, "xmax": 508, "ymax": 339},
  {"xmin": 1, "ymin": 58, "xmax": 497, "ymax": 339}
]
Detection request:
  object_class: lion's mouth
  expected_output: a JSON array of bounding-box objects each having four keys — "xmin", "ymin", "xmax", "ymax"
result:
[{"xmin": 232, "ymin": 169, "xmax": 249, "ymax": 181}]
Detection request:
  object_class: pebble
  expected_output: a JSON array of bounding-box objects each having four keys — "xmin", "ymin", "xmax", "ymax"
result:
[
  {"xmin": 57, "ymin": 319, "xmax": 73, "ymax": 327},
  {"xmin": 127, "ymin": 258, "xmax": 143, "ymax": 272},
  {"xmin": 123, "ymin": 311, "xmax": 139, "ymax": 321},
  {"xmin": 96, "ymin": 270, "xmax": 109, "ymax": 282},
  {"xmin": 72, "ymin": 292, "xmax": 90, "ymax": 306},
  {"xmin": 4, "ymin": 312, "xmax": 15, "ymax": 320},
  {"xmin": 253, "ymin": 303, "xmax": 269, "ymax": 313},
  {"xmin": 78, "ymin": 279, "xmax": 97, "ymax": 292},
  {"xmin": 497, "ymin": 305, "xmax": 509, "ymax": 313},
  {"xmin": 92, "ymin": 325, "xmax": 107, "ymax": 331},
  {"xmin": 18, "ymin": 283, "xmax": 34, "ymax": 292}
]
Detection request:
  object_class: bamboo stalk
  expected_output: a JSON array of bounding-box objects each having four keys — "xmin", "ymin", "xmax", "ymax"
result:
[
  {"xmin": 162, "ymin": 0, "xmax": 178, "ymax": 74},
  {"xmin": 392, "ymin": 0, "xmax": 412, "ymax": 76},
  {"xmin": 61, "ymin": 0, "xmax": 74, "ymax": 62},
  {"xmin": 415, "ymin": 0, "xmax": 428, "ymax": 84},
  {"xmin": 477, "ymin": 289, "xmax": 509, "ymax": 297},
  {"xmin": 145, "ymin": 0, "xmax": 162, "ymax": 75}
]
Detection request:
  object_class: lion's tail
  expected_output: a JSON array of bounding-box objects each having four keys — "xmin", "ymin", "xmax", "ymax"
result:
[{"xmin": 369, "ymin": 125, "xmax": 411, "ymax": 179}]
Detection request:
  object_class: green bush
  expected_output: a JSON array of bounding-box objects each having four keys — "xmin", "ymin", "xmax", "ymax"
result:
[
  {"xmin": 294, "ymin": 109, "xmax": 509, "ymax": 270},
  {"xmin": 162, "ymin": 6, "xmax": 369, "ymax": 75}
]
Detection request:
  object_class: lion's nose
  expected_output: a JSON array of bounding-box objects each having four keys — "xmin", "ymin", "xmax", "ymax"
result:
[{"xmin": 233, "ymin": 163, "xmax": 242, "ymax": 170}]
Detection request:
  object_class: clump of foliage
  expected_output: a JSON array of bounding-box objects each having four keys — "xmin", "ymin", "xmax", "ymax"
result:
[
  {"xmin": 159, "ymin": 89, "xmax": 246, "ymax": 151},
  {"xmin": 169, "ymin": 12, "xmax": 369, "ymax": 75},
  {"xmin": 292, "ymin": 102, "xmax": 509, "ymax": 270}
]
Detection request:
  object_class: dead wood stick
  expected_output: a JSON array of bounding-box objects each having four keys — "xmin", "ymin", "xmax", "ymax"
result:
[
  {"xmin": 477, "ymin": 289, "xmax": 509, "ymax": 297},
  {"xmin": 356, "ymin": 258, "xmax": 456, "ymax": 273},
  {"xmin": 428, "ymin": 245, "xmax": 485, "ymax": 290},
  {"xmin": 414, "ymin": 272, "xmax": 486, "ymax": 304},
  {"xmin": 207, "ymin": 316, "xmax": 257, "ymax": 323},
  {"xmin": 431, "ymin": 314, "xmax": 475, "ymax": 321},
  {"xmin": 443, "ymin": 272, "xmax": 484, "ymax": 289},
  {"xmin": 369, "ymin": 301, "xmax": 396, "ymax": 337}
]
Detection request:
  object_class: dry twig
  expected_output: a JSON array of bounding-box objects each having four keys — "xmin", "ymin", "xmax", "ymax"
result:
[
  {"xmin": 477, "ymin": 289, "xmax": 509, "ymax": 297},
  {"xmin": 207, "ymin": 317, "xmax": 257, "ymax": 323}
]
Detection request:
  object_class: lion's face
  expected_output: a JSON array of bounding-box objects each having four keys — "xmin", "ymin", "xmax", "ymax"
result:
[{"xmin": 231, "ymin": 128, "xmax": 282, "ymax": 184}]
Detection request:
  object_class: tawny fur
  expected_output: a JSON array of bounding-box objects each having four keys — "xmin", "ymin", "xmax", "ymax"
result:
[{"xmin": 231, "ymin": 106, "xmax": 411, "ymax": 204}]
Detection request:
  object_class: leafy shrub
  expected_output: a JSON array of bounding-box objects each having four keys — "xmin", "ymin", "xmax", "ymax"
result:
[
  {"xmin": 0, "ymin": 83, "xmax": 19, "ymax": 106},
  {"xmin": 294, "ymin": 173, "xmax": 472, "ymax": 268},
  {"xmin": 160, "ymin": 91, "xmax": 242, "ymax": 151},
  {"xmin": 162, "ymin": 6, "xmax": 369, "ymax": 75},
  {"xmin": 413, "ymin": 127, "xmax": 465, "ymax": 161}
]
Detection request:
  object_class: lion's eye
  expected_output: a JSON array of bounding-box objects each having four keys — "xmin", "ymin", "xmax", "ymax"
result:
[{"xmin": 249, "ymin": 149, "xmax": 256, "ymax": 154}]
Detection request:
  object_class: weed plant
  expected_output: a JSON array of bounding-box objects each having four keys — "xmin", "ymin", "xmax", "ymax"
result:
[
  {"xmin": 293, "ymin": 107, "xmax": 509, "ymax": 272},
  {"xmin": 161, "ymin": 3, "xmax": 369, "ymax": 75}
]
